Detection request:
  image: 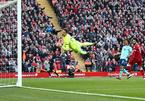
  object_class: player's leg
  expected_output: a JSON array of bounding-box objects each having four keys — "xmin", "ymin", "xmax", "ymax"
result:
[
  {"xmin": 127, "ymin": 65, "xmax": 132, "ymax": 72},
  {"xmin": 128, "ymin": 56, "xmax": 136, "ymax": 73},
  {"xmin": 143, "ymin": 66, "xmax": 145, "ymax": 79},
  {"xmin": 117, "ymin": 59, "xmax": 131, "ymax": 80},
  {"xmin": 140, "ymin": 68, "xmax": 145, "ymax": 78},
  {"xmin": 117, "ymin": 59, "xmax": 124, "ymax": 80},
  {"xmin": 80, "ymin": 42, "xmax": 95, "ymax": 47},
  {"xmin": 69, "ymin": 41, "xmax": 88, "ymax": 54},
  {"xmin": 75, "ymin": 42, "xmax": 95, "ymax": 54},
  {"xmin": 117, "ymin": 67, "xmax": 131, "ymax": 79},
  {"xmin": 138, "ymin": 60, "xmax": 145, "ymax": 79},
  {"xmin": 123, "ymin": 68, "xmax": 131, "ymax": 79},
  {"xmin": 118, "ymin": 66, "xmax": 124, "ymax": 80},
  {"xmin": 75, "ymin": 43, "xmax": 88, "ymax": 54},
  {"xmin": 78, "ymin": 49, "xmax": 88, "ymax": 54}
]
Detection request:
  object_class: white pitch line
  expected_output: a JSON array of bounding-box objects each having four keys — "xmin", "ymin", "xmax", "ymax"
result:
[
  {"xmin": 86, "ymin": 87, "xmax": 145, "ymax": 92},
  {"xmin": 22, "ymin": 86, "xmax": 145, "ymax": 101}
]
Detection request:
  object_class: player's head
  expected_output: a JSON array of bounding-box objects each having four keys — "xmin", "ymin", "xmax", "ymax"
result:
[
  {"xmin": 132, "ymin": 40, "xmax": 136, "ymax": 44},
  {"xmin": 52, "ymin": 29, "xmax": 62, "ymax": 35},
  {"xmin": 61, "ymin": 30, "xmax": 67, "ymax": 37},
  {"xmin": 123, "ymin": 39, "xmax": 129, "ymax": 45},
  {"xmin": 132, "ymin": 38, "xmax": 139, "ymax": 44}
]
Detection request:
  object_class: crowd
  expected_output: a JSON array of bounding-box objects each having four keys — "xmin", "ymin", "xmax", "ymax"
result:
[
  {"xmin": 22, "ymin": 0, "xmax": 78, "ymax": 73},
  {"xmin": 0, "ymin": 0, "xmax": 78, "ymax": 74},
  {"xmin": 52, "ymin": 0, "xmax": 145, "ymax": 72},
  {"xmin": 0, "ymin": 0, "xmax": 145, "ymax": 73},
  {"xmin": 0, "ymin": 0, "xmax": 73, "ymax": 73},
  {"xmin": 0, "ymin": 0, "xmax": 9, "ymax": 2},
  {"xmin": 0, "ymin": 3, "xmax": 17, "ymax": 72}
]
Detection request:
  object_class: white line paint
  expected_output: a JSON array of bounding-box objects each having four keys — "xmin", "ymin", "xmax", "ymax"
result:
[
  {"xmin": 22, "ymin": 86, "xmax": 145, "ymax": 101},
  {"xmin": 85, "ymin": 88, "xmax": 145, "ymax": 91},
  {"xmin": 0, "ymin": 85, "xmax": 16, "ymax": 88}
]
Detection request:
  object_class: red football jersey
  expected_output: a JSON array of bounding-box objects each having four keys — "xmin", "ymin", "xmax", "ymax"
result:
[
  {"xmin": 131, "ymin": 43, "xmax": 142, "ymax": 58},
  {"xmin": 129, "ymin": 43, "xmax": 143, "ymax": 67}
]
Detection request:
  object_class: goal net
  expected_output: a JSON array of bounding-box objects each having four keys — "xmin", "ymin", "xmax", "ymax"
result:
[{"xmin": 0, "ymin": 0, "xmax": 22, "ymax": 87}]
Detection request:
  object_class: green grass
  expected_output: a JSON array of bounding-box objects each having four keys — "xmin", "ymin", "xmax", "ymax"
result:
[{"xmin": 0, "ymin": 77, "xmax": 145, "ymax": 101}]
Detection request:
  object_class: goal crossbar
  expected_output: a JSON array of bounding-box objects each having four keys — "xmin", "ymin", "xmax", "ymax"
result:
[{"xmin": 0, "ymin": 0, "xmax": 17, "ymax": 10}]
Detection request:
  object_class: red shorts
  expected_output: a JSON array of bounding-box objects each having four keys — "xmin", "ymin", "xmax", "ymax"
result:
[{"xmin": 129, "ymin": 57, "xmax": 142, "ymax": 67}]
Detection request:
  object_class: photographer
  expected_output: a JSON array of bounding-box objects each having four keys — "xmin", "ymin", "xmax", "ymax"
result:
[{"xmin": 67, "ymin": 65, "xmax": 75, "ymax": 78}]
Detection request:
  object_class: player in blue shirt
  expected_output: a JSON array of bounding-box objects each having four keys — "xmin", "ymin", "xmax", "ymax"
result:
[{"xmin": 117, "ymin": 40, "xmax": 132, "ymax": 80}]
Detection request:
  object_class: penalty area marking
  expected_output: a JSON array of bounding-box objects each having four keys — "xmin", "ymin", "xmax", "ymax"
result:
[{"xmin": 22, "ymin": 86, "xmax": 145, "ymax": 101}]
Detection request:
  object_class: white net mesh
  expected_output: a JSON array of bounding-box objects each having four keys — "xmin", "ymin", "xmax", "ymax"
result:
[{"xmin": 0, "ymin": 0, "xmax": 17, "ymax": 87}]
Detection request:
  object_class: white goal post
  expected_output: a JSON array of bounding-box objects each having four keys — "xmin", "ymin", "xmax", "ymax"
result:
[
  {"xmin": 0, "ymin": 0, "xmax": 22, "ymax": 87},
  {"xmin": 17, "ymin": 0, "xmax": 22, "ymax": 87}
]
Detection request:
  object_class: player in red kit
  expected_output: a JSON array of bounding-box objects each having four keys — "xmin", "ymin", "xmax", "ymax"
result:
[{"xmin": 129, "ymin": 39, "xmax": 145, "ymax": 79}]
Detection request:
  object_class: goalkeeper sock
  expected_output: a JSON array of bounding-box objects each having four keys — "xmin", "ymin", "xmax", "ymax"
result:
[{"xmin": 80, "ymin": 42, "xmax": 94, "ymax": 47}]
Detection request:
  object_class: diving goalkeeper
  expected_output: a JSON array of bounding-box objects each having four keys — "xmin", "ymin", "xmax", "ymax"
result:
[{"xmin": 60, "ymin": 30, "xmax": 95, "ymax": 55}]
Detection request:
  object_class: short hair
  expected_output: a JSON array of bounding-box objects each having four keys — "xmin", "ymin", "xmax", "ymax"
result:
[
  {"xmin": 123, "ymin": 39, "xmax": 129, "ymax": 45},
  {"xmin": 133, "ymin": 38, "xmax": 139, "ymax": 43}
]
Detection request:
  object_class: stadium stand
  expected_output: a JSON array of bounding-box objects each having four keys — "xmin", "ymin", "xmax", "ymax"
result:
[
  {"xmin": 51, "ymin": 0, "xmax": 145, "ymax": 72},
  {"xmin": 22, "ymin": 0, "xmax": 63, "ymax": 72},
  {"xmin": 1, "ymin": 0, "xmax": 144, "ymax": 73},
  {"xmin": 0, "ymin": 3, "xmax": 17, "ymax": 72}
]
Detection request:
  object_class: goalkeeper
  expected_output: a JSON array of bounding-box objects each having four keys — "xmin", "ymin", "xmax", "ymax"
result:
[{"xmin": 60, "ymin": 30, "xmax": 95, "ymax": 55}]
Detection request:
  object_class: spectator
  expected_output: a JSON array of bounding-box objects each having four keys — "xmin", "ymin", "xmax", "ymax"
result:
[
  {"xmin": 21, "ymin": 0, "xmax": 65, "ymax": 72},
  {"xmin": 2, "ymin": 0, "xmax": 144, "ymax": 73},
  {"xmin": 0, "ymin": 3, "xmax": 17, "ymax": 72},
  {"xmin": 84, "ymin": 57, "xmax": 92, "ymax": 72},
  {"xmin": 52, "ymin": 0, "xmax": 145, "ymax": 72}
]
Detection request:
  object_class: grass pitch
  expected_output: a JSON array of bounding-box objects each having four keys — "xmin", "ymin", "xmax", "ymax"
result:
[{"xmin": 0, "ymin": 77, "xmax": 145, "ymax": 101}]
